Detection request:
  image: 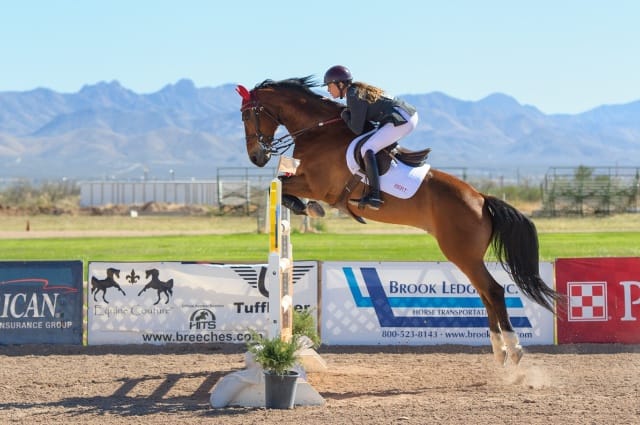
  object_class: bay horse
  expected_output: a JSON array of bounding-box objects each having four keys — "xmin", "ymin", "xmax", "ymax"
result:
[{"xmin": 237, "ymin": 77, "xmax": 561, "ymax": 365}]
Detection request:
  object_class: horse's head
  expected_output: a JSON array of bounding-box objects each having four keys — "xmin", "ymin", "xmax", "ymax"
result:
[
  {"xmin": 145, "ymin": 269, "xmax": 158, "ymax": 279},
  {"xmin": 237, "ymin": 84, "xmax": 279, "ymax": 167},
  {"xmin": 237, "ymin": 77, "xmax": 339, "ymax": 167},
  {"xmin": 107, "ymin": 268, "xmax": 120, "ymax": 278}
]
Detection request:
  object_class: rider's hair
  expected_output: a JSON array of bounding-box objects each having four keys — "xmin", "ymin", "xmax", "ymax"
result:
[{"xmin": 351, "ymin": 82, "xmax": 385, "ymax": 103}]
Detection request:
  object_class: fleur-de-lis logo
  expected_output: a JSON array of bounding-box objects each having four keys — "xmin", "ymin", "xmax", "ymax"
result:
[{"xmin": 125, "ymin": 269, "xmax": 140, "ymax": 284}]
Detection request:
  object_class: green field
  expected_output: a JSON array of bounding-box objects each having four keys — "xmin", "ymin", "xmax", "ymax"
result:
[
  {"xmin": 2, "ymin": 214, "xmax": 639, "ymax": 265},
  {"xmin": 2, "ymin": 232, "xmax": 640, "ymax": 263}
]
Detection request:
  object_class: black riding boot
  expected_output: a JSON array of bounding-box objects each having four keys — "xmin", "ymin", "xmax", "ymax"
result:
[{"xmin": 349, "ymin": 149, "xmax": 383, "ymax": 210}]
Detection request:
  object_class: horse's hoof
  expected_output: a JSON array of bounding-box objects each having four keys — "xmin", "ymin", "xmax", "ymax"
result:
[
  {"xmin": 509, "ymin": 347, "xmax": 524, "ymax": 365},
  {"xmin": 494, "ymin": 348, "xmax": 508, "ymax": 366},
  {"xmin": 306, "ymin": 201, "xmax": 325, "ymax": 218}
]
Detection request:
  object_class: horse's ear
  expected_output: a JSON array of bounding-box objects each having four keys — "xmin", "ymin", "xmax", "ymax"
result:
[{"xmin": 236, "ymin": 85, "xmax": 251, "ymax": 101}]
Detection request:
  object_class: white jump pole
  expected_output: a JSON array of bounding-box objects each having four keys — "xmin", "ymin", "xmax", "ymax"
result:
[{"xmin": 267, "ymin": 178, "xmax": 294, "ymax": 342}]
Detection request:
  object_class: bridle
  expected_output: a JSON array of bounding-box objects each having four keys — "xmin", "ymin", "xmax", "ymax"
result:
[{"xmin": 239, "ymin": 87, "xmax": 342, "ymax": 156}]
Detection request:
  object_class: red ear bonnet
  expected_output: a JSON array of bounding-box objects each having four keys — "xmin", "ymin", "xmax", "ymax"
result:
[
  {"xmin": 236, "ymin": 85, "xmax": 252, "ymax": 108},
  {"xmin": 236, "ymin": 85, "xmax": 251, "ymax": 100}
]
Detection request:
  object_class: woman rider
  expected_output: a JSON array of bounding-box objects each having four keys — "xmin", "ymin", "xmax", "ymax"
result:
[{"xmin": 324, "ymin": 65, "xmax": 419, "ymax": 210}]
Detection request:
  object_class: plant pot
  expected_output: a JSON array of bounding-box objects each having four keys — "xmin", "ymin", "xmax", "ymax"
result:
[{"xmin": 264, "ymin": 370, "xmax": 299, "ymax": 409}]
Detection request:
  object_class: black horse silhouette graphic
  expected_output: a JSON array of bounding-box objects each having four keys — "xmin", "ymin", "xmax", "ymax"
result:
[
  {"xmin": 91, "ymin": 267, "xmax": 126, "ymax": 303},
  {"xmin": 137, "ymin": 268, "xmax": 174, "ymax": 305}
]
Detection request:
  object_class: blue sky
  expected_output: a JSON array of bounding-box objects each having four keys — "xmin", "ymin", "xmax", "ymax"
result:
[{"xmin": 1, "ymin": 0, "xmax": 637, "ymax": 114}]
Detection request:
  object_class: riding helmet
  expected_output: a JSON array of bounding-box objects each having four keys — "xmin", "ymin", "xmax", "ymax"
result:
[{"xmin": 324, "ymin": 65, "xmax": 353, "ymax": 85}]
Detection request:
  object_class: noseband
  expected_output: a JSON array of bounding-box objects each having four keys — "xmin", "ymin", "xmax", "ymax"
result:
[
  {"xmin": 240, "ymin": 91, "xmax": 342, "ymax": 156},
  {"xmin": 240, "ymin": 99, "xmax": 292, "ymax": 155}
]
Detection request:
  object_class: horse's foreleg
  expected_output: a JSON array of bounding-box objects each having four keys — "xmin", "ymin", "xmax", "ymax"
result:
[{"xmin": 280, "ymin": 176, "xmax": 326, "ymax": 218}]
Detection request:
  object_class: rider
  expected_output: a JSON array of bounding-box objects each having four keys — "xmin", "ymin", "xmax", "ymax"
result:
[{"xmin": 324, "ymin": 65, "xmax": 419, "ymax": 210}]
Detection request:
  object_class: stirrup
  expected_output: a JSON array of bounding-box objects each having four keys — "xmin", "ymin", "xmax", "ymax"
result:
[{"xmin": 349, "ymin": 196, "xmax": 383, "ymax": 211}]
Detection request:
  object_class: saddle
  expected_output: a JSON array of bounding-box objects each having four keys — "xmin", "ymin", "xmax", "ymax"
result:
[
  {"xmin": 352, "ymin": 136, "xmax": 431, "ymax": 175},
  {"xmin": 335, "ymin": 137, "xmax": 432, "ymax": 224}
]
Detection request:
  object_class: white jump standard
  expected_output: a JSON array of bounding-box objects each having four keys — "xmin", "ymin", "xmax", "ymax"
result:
[{"xmin": 210, "ymin": 173, "xmax": 324, "ymax": 408}]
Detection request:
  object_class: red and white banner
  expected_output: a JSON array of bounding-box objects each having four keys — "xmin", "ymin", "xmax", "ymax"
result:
[{"xmin": 556, "ymin": 257, "xmax": 640, "ymax": 344}]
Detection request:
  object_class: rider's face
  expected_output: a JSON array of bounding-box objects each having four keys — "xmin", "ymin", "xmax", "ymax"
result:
[{"xmin": 326, "ymin": 82, "xmax": 341, "ymax": 99}]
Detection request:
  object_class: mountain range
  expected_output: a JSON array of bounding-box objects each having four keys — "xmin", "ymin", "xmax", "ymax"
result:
[{"xmin": 0, "ymin": 78, "xmax": 638, "ymax": 181}]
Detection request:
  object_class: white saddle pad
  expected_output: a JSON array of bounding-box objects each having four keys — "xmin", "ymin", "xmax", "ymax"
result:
[{"xmin": 345, "ymin": 141, "xmax": 430, "ymax": 200}]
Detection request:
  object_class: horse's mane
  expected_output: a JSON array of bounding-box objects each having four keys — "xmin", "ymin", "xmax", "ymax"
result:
[
  {"xmin": 254, "ymin": 76, "xmax": 342, "ymax": 111},
  {"xmin": 255, "ymin": 75, "xmax": 319, "ymax": 92}
]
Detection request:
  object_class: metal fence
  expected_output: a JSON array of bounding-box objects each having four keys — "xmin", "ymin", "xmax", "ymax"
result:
[
  {"xmin": 541, "ymin": 166, "xmax": 640, "ymax": 215},
  {"xmin": 79, "ymin": 167, "xmax": 278, "ymax": 213}
]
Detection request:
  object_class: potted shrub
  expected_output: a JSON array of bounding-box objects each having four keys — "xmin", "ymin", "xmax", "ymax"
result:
[
  {"xmin": 247, "ymin": 332, "xmax": 300, "ymax": 409},
  {"xmin": 292, "ymin": 308, "xmax": 321, "ymax": 349}
]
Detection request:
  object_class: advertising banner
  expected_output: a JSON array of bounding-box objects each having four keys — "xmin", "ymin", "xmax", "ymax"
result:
[
  {"xmin": 556, "ymin": 257, "xmax": 640, "ymax": 344},
  {"xmin": 87, "ymin": 261, "xmax": 318, "ymax": 345},
  {"xmin": 0, "ymin": 261, "xmax": 83, "ymax": 344},
  {"xmin": 321, "ymin": 261, "xmax": 555, "ymax": 345}
]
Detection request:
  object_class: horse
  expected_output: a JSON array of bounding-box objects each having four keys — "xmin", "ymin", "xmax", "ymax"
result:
[
  {"xmin": 237, "ymin": 76, "xmax": 563, "ymax": 365},
  {"xmin": 90, "ymin": 267, "xmax": 126, "ymax": 303},
  {"xmin": 138, "ymin": 268, "xmax": 174, "ymax": 305}
]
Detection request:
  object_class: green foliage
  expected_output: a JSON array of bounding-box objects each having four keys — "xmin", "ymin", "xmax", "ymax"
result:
[
  {"xmin": 471, "ymin": 178, "xmax": 542, "ymax": 203},
  {"xmin": 247, "ymin": 332, "xmax": 300, "ymax": 375},
  {"xmin": 293, "ymin": 308, "xmax": 320, "ymax": 348},
  {"xmin": 0, "ymin": 179, "xmax": 80, "ymax": 213}
]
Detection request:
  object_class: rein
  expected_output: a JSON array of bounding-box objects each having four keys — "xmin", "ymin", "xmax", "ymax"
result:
[{"xmin": 241, "ymin": 96, "xmax": 342, "ymax": 156}]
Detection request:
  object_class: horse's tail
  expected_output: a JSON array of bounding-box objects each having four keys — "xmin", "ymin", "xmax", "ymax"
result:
[
  {"xmin": 484, "ymin": 195, "xmax": 561, "ymax": 312},
  {"xmin": 166, "ymin": 279, "xmax": 174, "ymax": 294}
]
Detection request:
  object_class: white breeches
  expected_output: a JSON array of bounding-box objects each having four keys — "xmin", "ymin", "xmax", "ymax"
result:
[{"xmin": 357, "ymin": 109, "xmax": 419, "ymax": 156}]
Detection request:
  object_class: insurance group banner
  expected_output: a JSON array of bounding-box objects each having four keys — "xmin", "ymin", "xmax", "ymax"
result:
[
  {"xmin": 87, "ymin": 261, "xmax": 318, "ymax": 345},
  {"xmin": 556, "ymin": 257, "xmax": 640, "ymax": 344},
  {"xmin": 321, "ymin": 261, "xmax": 555, "ymax": 345},
  {"xmin": 0, "ymin": 261, "xmax": 83, "ymax": 344}
]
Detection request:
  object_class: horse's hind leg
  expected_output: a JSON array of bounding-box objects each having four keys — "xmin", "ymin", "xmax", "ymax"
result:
[
  {"xmin": 478, "ymin": 293, "xmax": 508, "ymax": 365},
  {"xmin": 473, "ymin": 266, "xmax": 523, "ymax": 365},
  {"xmin": 446, "ymin": 256, "xmax": 522, "ymax": 365}
]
